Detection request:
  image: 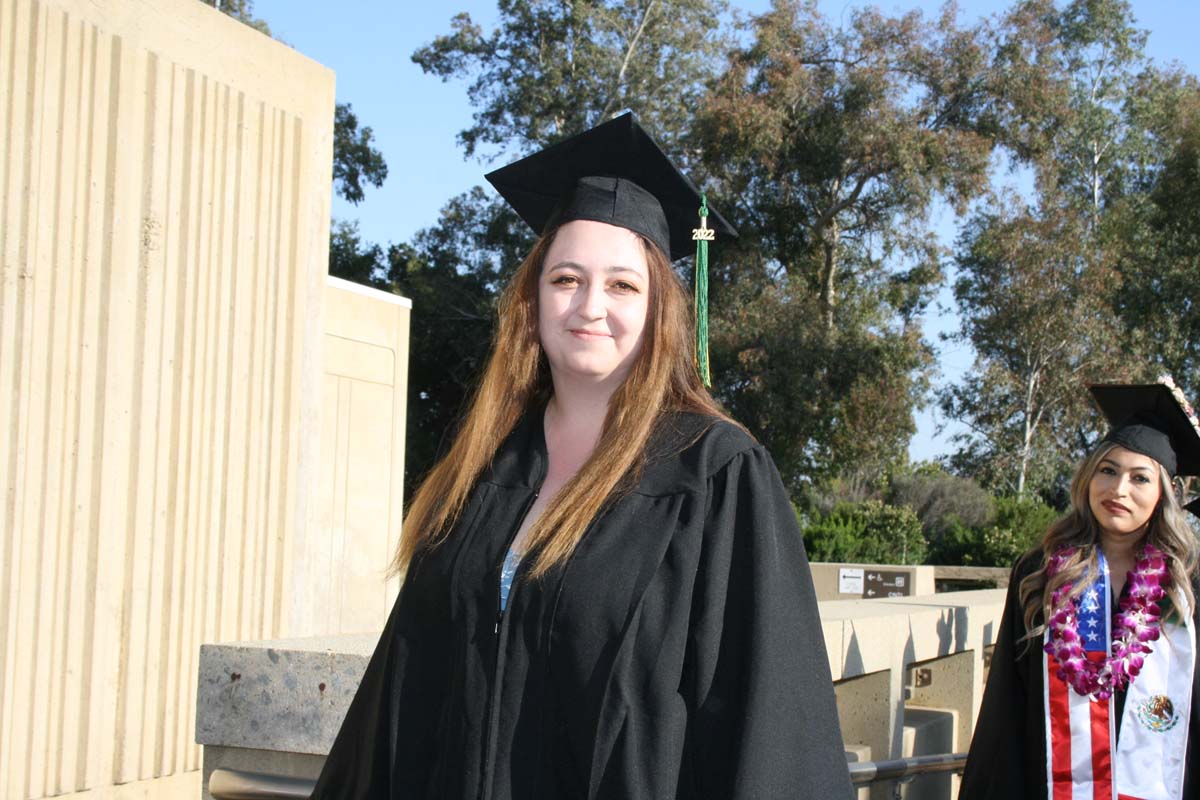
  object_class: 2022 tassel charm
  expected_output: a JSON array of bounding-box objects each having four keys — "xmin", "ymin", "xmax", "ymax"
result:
[{"xmin": 692, "ymin": 194, "xmax": 714, "ymax": 388}]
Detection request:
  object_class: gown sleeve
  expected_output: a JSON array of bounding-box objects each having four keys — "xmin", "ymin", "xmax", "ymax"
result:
[
  {"xmin": 682, "ymin": 445, "xmax": 853, "ymax": 800},
  {"xmin": 309, "ymin": 587, "xmax": 425, "ymax": 799},
  {"xmin": 958, "ymin": 557, "xmax": 1040, "ymax": 800}
]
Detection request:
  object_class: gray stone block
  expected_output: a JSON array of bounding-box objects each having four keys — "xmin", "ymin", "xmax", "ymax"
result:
[{"xmin": 196, "ymin": 633, "xmax": 379, "ymax": 755}]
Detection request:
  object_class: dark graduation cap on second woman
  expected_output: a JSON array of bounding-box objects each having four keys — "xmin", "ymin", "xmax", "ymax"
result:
[
  {"xmin": 1089, "ymin": 381, "xmax": 1200, "ymax": 477},
  {"xmin": 1185, "ymin": 497, "xmax": 1200, "ymax": 518},
  {"xmin": 484, "ymin": 112, "xmax": 736, "ymax": 261}
]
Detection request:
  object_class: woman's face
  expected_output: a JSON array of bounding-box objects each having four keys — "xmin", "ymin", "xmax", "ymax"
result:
[
  {"xmin": 537, "ymin": 220, "xmax": 650, "ymax": 386},
  {"xmin": 1087, "ymin": 446, "xmax": 1162, "ymax": 542}
]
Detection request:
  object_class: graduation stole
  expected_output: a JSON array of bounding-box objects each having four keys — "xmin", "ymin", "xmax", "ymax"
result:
[{"xmin": 1042, "ymin": 550, "xmax": 1196, "ymax": 800}]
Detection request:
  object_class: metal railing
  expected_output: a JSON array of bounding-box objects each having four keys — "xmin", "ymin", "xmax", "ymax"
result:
[
  {"xmin": 209, "ymin": 769, "xmax": 316, "ymax": 799},
  {"xmin": 209, "ymin": 754, "xmax": 968, "ymax": 799},
  {"xmin": 847, "ymin": 751, "xmax": 967, "ymax": 785}
]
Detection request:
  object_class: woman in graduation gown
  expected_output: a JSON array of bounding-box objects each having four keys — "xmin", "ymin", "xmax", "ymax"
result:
[
  {"xmin": 960, "ymin": 379, "xmax": 1200, "ymax": 799},
  {"xmin": 309, "ymin": 114, "xmax": 853, "ymax": 800}
]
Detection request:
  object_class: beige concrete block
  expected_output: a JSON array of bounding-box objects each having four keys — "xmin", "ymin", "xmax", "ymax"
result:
[
  {"xmin": 294, "ymin": 278, "xmax": 411, "ymax": 638},
  {"xmin": 835, "ymin": 670, "xmax": 896, "ymax": 800},
  {"xmin": 900, "ymin": 707, "xmax": 958, "ymax": 800},
  {"xmin": 1, "ymin": 0, "xmax": 337, "ymax": 795},
  {"xmin": 907, "ymin": 650, "xmax": 976, "ymax": 754}
]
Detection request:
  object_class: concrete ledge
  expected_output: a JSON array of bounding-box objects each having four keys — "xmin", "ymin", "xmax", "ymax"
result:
[{"xmin": 196, "ymin": 634, "xmax": 378, "ymax": 755}]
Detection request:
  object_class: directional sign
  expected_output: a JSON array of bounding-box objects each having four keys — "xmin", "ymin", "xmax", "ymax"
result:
[
  {"xmin": 838, "ymin": 568, "xmax": 864, "ymax": 595},
  {"xmin": 863, "ymin": 569, "xmax": 911, "ymax": 598}
]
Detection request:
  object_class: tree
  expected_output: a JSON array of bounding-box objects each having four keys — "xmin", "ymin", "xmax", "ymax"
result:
[
  {"xmin": 941, "ymin": 0, "xmax": 1200, "ymax": 495},
  {"xmin": 334, "ymin": 104, "xmax": 388, "ymax": 205},
  {"xmin": 990, "ymin": 0, "xmax": 1151, "ymax": 220},
  {"xmin": 939, "ymin": 195, "xmax": 1134, "ymax": 497},
  {"xmin": 693, "ymin": 0, "xmax": 995, "ymax": 487},
  {"xmin": 889, "ymin": 467, "xmax": 996, "ymax": 544},
  {"xmin": 1107, "ymin": 79, "xmax": 1200, "ymax": 401},
  {"xmin": 412, "ymin": 0, "xmax": 731, "ymax": 160}
]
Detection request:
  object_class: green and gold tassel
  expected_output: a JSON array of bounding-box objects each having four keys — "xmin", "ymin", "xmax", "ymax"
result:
[{"xmin": 692, "ymin": 193, "xmax": 714, "ymax": 388}]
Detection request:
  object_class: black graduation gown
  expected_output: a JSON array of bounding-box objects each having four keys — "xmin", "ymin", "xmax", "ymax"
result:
[
  {"xmin": 310, "ymin": 412, "xmax": 852, "ymax": 800},
  {"xmin": 959, "ymin": 551, "xmax": 1200, "ymax": 799}
]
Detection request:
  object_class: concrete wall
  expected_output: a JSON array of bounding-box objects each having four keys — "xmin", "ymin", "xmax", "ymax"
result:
[
  {"xmin": 304, "ymin": 278, "xmax": 410, "ymax": 636},
  {"xmin": 0, "ymin": 0, "xmax": 336, "ymax": 796}
]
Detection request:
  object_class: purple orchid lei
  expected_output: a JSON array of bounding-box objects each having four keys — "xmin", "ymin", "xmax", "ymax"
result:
[{"xmin": 1042, "ymin": 544, "xmax": 1171, "ymax": 700}]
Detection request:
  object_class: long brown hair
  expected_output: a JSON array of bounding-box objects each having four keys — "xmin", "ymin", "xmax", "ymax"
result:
[
  {"xmin": 1019, "ymin": 441, "xmax": 1200, "ymax": 639},
  {"xmin": 391, "ymin": 224, "xmax": 731, "ymax": 579}
]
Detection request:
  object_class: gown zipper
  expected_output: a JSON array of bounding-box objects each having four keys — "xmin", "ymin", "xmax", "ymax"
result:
[{"xmin": 478, "ymin": 488, "xmax": 539, "ymax": 800}]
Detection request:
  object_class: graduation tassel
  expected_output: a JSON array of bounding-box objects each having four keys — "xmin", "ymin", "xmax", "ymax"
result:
[{"xmin": 693, "ymin": 193, "xmax": 714, "ymax": 388}]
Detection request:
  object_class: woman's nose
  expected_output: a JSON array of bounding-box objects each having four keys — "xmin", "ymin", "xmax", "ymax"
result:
[{"xmin": 577, "ymin": 283, "xmax": 606, "ymax": 320}]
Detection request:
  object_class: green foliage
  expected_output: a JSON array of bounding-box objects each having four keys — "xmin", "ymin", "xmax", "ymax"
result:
[
  {"xmin": 229, "ymin": 0, "xmax": 1200, "ymax": 504},
  {"xmin": 412, "ymin": 0, "xmax": 731, "ymax": 159},
  {"xmin": 204, "ymin": 0, "xmax": 271, "ymax": 35},
  {"xmin": 1109, "ymin": 80, "xmax": 1200, "ymax": 403},
  {"xmin": 939, "ymin": 0, "xmax": 1200, "ymax": 496},
  {"xmin": 927, "ymin": 496, "xmax": 1058, "ymax": 567},
  {"xmin": 889, "ymin": 468, "xmax": 995, "ymax": 543},
  {"xmin": 711, "ymin": 282, "xmax": 933, "ymax": 489},
  {"xmin": 801, "ymin": 500, "xmax": 926, "ymax": 566},
  {"xmin": 694, "ymin": 0, "xmax": 995, "ymax": 490},
  {"xmin": 334, "ymin": 104, "xmax": 388, "ymax": 205},
  {"xmin": 939, "ymin": 195, "xmax": 1131, "ymax": 497}
]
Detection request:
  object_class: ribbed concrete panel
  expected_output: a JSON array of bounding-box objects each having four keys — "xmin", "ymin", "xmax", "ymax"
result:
[{"xmin": 0, "ymin": 0, "xmax": 335, "ymax": 797}]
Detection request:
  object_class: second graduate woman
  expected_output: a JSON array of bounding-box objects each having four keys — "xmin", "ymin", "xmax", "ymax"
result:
[
  {"xmin": 960, "ymin": 379, "xmax": 1200, "ymax": 799},
  {"xmin": 310, "ymin": 114, "xmax": 853, "ymax": 799}
]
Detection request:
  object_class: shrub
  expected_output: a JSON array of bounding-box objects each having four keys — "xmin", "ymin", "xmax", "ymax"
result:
[
  {"xmin": 890, "ymin": 469, "xmax": 995, "ymax": 542},
  {"xmin": 926, "ymin": 495, "xmax": 1059, "ymax": 567},
  {"xmin": 801, "ymin": 500, "xmax": 926, "ymax": 565}
]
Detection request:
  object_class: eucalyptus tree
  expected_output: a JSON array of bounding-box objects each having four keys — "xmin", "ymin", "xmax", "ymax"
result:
[{"xmin": 692, "ymin": 0, "xmax": 996, "ymax": 487}]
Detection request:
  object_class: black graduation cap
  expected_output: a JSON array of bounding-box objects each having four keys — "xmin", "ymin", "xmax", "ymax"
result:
[
  {"xmin": 1185, "ymin": 497, "xmax": 1200, "ymax": 518},
  {"xmin": 484, "ymin": 112, "xmax": 736, "ymax": 261},
  {"xmin": 1089, "ymin": 382, "xmax": 1200, "ymax": 477}
]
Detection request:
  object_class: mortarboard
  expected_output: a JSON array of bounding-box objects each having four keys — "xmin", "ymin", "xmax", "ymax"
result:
[
  {"xmin": 484, "ymin": 112, "xmax": 735, "ymax": 262},
  {"xmin": 1089, "ymin": 378, "xmax": 1200, "ymax": 477},
  {"xmin": 1185, "ymin": 497, "xmax": 1200, "ymax": 518}
]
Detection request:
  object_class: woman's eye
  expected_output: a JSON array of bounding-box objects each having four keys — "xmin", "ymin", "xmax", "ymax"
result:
[
  {"xmin": 1099, "ymin": 466, "xmax": 1116, "ymax": 475},
  {"xmin": 551, "ymin": 275, "xmax": 579, "ymax": 286},
  {"xmin": 611, "ymin": 281, "xmax": 639, "ymax": 293},
  {"xmin": 1133, "ymin": 474, "xmax": 1151, "ymax": 484}
]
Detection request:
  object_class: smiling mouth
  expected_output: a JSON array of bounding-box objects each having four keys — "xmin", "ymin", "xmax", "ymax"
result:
[{"xmin": 569, "ymin": 329, "xmax": 611, "ymax": 339}]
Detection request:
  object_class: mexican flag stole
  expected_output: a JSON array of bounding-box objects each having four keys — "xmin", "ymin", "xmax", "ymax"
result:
[{"xmin": 1042, "ymin": 553, "xmax": 1195, "ymax": 800}]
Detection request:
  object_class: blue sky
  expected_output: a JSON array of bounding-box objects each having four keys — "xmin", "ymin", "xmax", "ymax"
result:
[{"xmin": 254, "ymin": 0, "xmax": 1200, "ymax": 462}]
